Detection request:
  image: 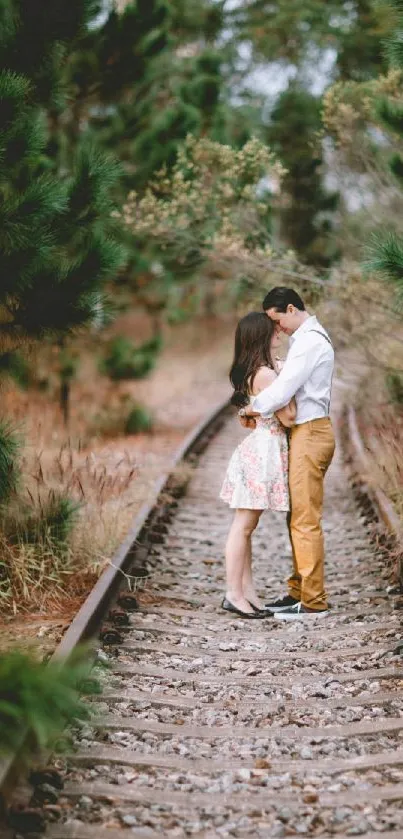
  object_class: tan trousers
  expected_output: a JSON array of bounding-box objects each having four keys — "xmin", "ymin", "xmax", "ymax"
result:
[{"xmin": 287, "ymin": 418, "xmax": 335, "ymax": 610}]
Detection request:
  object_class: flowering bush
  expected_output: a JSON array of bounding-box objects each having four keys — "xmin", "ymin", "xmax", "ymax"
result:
[{"xmin": 118, "ymin": 135, "xmax": 290, "ymax": 316}]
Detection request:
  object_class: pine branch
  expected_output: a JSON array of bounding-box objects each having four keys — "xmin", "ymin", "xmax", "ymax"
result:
[
  {"xmin": 376, "ymin": 96, "xmax": 403, "ymax": 134},
  {"xmin": 389, "ymin": 152, "xmax": 403, "ymax": 182},
  {"xmin": 385, "ymin": 0, "xmax": 403, "ymax": 13},
  {"xmin": 365, "ymin": 232, "xmax": 403, "ymax": 308},
  {"xmin": 383, "ymin": 30, "xmax": 403, "ymax": 69}
]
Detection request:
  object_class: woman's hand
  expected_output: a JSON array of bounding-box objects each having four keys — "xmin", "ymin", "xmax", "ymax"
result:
[
  {"xmin": 238, "ymin": 406, "xmax": 258, "ymax": 429},
  {"xmin": 239, "ymin": 415, "xmax": 256, "ymax": 429}
]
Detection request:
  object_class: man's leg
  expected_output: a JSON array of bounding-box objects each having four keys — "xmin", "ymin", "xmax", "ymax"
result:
[
  {"xmin": 289, "ymin": 418, "xmax": 335, "ymax": 610},
  {"xmin": 286, "ymin": 508, "xmax": 301, "ymax": 601}
]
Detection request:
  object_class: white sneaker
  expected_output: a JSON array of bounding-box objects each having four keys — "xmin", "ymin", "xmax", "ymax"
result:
[{"xmin": 274, "ymin": 603, "xmax": 329, "ymax": 621}]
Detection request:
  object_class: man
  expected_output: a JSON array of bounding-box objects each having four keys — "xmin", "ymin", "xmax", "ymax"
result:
[{"xmin": 243, "ymin": 286, "xmax": 335, "ymax": 620}]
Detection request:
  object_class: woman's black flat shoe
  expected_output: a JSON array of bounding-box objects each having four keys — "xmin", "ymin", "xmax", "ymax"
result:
[
  {"xmin": 221, "ymin": 598, "xmax": 267, "ymax": 619},
  {"xmin": 248, "ymin": 600, "xmax": 273, "ymax": 617}
]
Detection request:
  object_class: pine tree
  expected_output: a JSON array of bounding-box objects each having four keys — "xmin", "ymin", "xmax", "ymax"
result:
[
  {"xmin": 336, "ymin": 0, "xmax": 388, "ymax": 81},
  {"xmin": 67, "ymin": 0, "xmax": 226, "ymax": 190},
  {"xmin": 267, "ymin": 85, "xmax": 339, "ymax": 267},
  {"xmin": 366, "ymin": 0, "xmax": 403, "ymax": 308},
  {"xmin": 0, "ymin": 1, "xmax": 126, "ymax": 451}
]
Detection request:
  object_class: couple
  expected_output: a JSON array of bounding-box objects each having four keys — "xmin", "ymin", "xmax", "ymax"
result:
[{"xmin": 220, "ymin": 286, "xmax": 335, "ymax": 621}]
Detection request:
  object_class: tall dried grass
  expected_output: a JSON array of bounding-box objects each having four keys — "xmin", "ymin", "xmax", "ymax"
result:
[
  {"xmin": 0, "ymin": 441, "xmax": 139, "ymax": 613},
  {"xmin": 356, "ymin": 374, "xmax": 403, "ymax": 521}
]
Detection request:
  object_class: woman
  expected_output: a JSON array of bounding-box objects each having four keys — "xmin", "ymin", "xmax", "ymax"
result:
[{"xmin": 220, "ymin": 312, "xmax": 296, "ymax": 618}]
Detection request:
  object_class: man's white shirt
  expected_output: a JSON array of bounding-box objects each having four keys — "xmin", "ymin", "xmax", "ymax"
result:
[{"xmin": 253, "ymin": 315, "xmax": 334, "ymax": 425}]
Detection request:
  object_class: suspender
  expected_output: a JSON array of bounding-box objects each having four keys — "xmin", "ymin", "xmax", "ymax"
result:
[
  {"xmin": 306, "ymin": 329, "xmax": 333, "ymax": 414},
  {"xmin": 308, "ymin": 329, "xmax": 333, "ymax": 347}
]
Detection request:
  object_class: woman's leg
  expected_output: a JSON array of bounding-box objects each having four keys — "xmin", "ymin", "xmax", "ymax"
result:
[
  {"xmin": 225, "ymin": 508, "xmax": 262, "ymax": 613},
  {"xmin": 242, "ymin": 511, "xmax": 263, "ymax": 608}
]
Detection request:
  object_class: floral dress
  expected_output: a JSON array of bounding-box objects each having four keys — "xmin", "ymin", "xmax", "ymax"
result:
[{"xmin": 220, "ymin": 395, "xmax": 289, "ymax": 511}]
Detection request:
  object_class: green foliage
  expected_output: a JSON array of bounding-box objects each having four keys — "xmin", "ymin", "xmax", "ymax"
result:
[
  {"xmin": 366, "ymin": 232, "xmax": 403, "ymax": 307},
  {"xmin": 384, "ymin": 27, "xmax": 403, "ymax": 69},
  {"xmin": 59, "ymin": 347, "xmax": 80, "ymax": 383},
  {"xmin": 386, "ymin": 371, "xmax": 403, "ymax": 403},
  {"xmin": 0, "ymin": 0, "xmax": 127, "ymax": 538},
  {"xmin": 389, "ymin": 151, "xmax": 403, "ymax": 181},
  {"xmin": 4, "ymin": 492, "xmax": 80, "ymax": 550},
  {"xmin": 125, "ymin": 405, "xmax": 153, "ymax": 434},
  {"xmin": 68, "ymin": 0, "xmax": 228, "ymax": 191},
  {"xmin": 228, "ymin": 0, "xmax": 387, "ymax": 80},
  {"xmin": 0, "ymin": 12, "xmax": 126, "ymax": 343},
  {"xmin": 0, "ymin": 0, "xmax": 102, "ymax": 110},
  {"xmin": 122, "ymin": 135, "xmax": 283, "ymax": 314},
  {"xmin": 92, "ymin": 399, "xmax": 154, "ymax": 437},
  {"xmin": 99, "ymin": 335, "xmax": 161, "ymax": 381},
  {"xmin": 267, "ymin": 85, "xmax": 339, "ymax": 266},
  {"xmin": 366, "ymin": 6, "xmax": 403, "ymax": 304},
  {"xmin": 323, "ymin": 4, "xmax": 403, "ymax": 292},
  {"xmin": 0, "ymin": 420, "xmax": 20, "ymax": 505},
  {"xmin": 336, "ymin": 0, "xmax": 388, "ymax": 82},
  {"xmin": 0, "ymin": 351, "xmax": 31, "ymax": 389},
  {"xmin": 0, "ymin": 492, "xmax": 84, "ymax": 610},
  {"xmin": 377, "ymin": 96, "xmax": 403, "ymax": 134},
  {"xmin": 0, "ymin": 647, "xmax": 96, "ymax": 759}
]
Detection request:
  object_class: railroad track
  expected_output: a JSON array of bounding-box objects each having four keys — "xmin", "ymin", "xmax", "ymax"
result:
[{"xmin": 3, "ymin": 398, "xmax": 403, "ymax": 839}]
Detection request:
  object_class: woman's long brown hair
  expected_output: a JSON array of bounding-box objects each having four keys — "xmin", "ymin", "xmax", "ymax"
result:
[{"xmin": 229, "ymin": 312, "xmax": 275, "ymax": 407}]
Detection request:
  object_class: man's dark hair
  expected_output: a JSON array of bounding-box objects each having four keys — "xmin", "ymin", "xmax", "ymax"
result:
[{"xmin": 262, "ymin": 287, "xmax": 305, "ymax": 313}]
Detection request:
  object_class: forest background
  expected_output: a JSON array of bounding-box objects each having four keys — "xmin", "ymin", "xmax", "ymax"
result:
[{"xmin": 0, "ymin": 0, "xmax": 403, "ymax": 632}]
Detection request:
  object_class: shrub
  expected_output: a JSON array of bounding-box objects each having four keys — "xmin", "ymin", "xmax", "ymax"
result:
[
  {"xmin": 92, "ymin": 401, "xmax": 154, "ymax": 437},
  {"xmin": 4, "ymin": 492, "xmax": 80, "ymax": 552},
  {"xmin": 91, "ymin": 406, "xmax": 124, "ymax": 437},
  {"xmin": 0, "ymin": 648, "xmax": 97, "ymax": 761},
  {"xmin": 0, "ymin": 421, "xmax": 20, "ymax": 505},
  {"xmin": 99, "ymin": 335, "xmax": 161, "ymax": 381},
  {"xmin": 0, "ymin": 352, "xmax": 31, "ymax": 389},
  {"xmin": 125, "ymin": 405, "xmax": 153, "ymax": 434},
  {"xmin": 386, "ymin": 372, "xmax": 403, "ymax": 404},
  {"xmin": 59, "ymin": 351, "xmax": 80, "ymax": 383}
]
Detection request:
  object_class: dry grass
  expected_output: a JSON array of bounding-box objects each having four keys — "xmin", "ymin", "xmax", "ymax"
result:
[
  {"xmin": 0, "ymin": 442, "xmax": 140, "ymax": 613},
  {"xmin": 356, "ymin": 373, "xmax": 403, "ymax": 522}
]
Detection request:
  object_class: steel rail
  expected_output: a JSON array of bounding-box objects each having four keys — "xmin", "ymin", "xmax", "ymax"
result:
[{"xmin": 347, "ymin": 405, "xmax": 403, "ymax": 582}]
